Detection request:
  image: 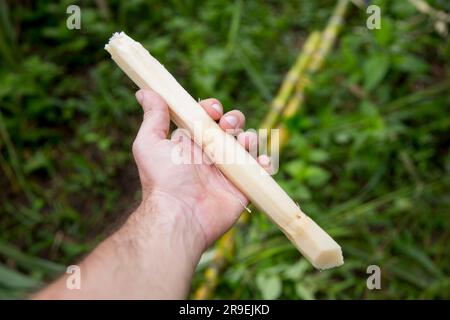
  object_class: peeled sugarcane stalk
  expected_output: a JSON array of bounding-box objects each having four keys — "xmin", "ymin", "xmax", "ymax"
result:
[{"xmin": 105, "ymin": 32, "xmax": 343, "ymax": 270}]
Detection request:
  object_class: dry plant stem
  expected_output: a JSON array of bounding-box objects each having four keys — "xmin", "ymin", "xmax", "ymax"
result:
[
  {"xmin": 105, "ymin": 32, "xmax": 343, "ymax": 270},
  {"xmin": 409, "ymin": 0, "xmax": 449, "ymax": 36},
  {"xmin": 409, "ymin": 0, "xmax": 450, "ymax": 23}
]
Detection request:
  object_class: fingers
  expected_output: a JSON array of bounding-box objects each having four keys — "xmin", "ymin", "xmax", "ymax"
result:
[
  {"xmin": 199, "ymin": 98, "xmax": 253, "ymax": 156},
  {"xmin": 237, "ymin": 131, "xmax": 273, "ymax": 174},
  {"xmin": 199, "ymin": 98, "xmax": 245, "ymax": 133},
  {"xmin": 135, "ymin": 89, "xmax": 170, "ymax": 143},
  {"xmin": 199, "ymin": 98, "xmax": 223, "ymax": 121},
  {"xmin": 219, "ymin": 110, "xmax": 245, "ymax": 134},
  {"xmin": 237, "ymin": 131, "xmax": 258, "ymax": 151},
  {"xmin": 236, "ymin": 131, "xmax": 272, "ymax": 174},
  {"xmin": 200, "ymin": 97, "xmax": 272, "ymax": 173},
  {"xmin": 257, "ymin": 154, "xmax": 274, "ymax": 175}
]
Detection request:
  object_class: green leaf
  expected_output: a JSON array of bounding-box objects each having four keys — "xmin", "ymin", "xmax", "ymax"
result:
[
  {"xmin": 283, "ymin": 260, "xmax": 309, "ymax": 280},
  {"xmin": 203, "ymin": 47, "xmax": 228, "ymax": 72},
  {"xmin": 294, "ymin": 184, "xmax": 312, "ymax": 201},
  {"xmin": 397, "ymin": 244, "xmax": 444, "ymax": 278},
  {"xmin": 0, "ymin": 241, "xmax": 65, "ymax": 274},
  {"xmin": 23, "ymin": 150, "xmax": 51, "ymax": 174},
  {"xmin": 308, "ymin": 149, "xmax": 330, "ymax": 163},
  {"xmin": 295, "ymin": 283, "xmax": 315, "ymax": 300},
  {"xmin": 375, "ymin": 17, "xmax": 394, "ymax": 46},
  {"xmin": 363, "ymin": 54, "xmax": 390, "ymax": 91},
  {"xmin": 0, "ymin": 264, "xmax": 41, "ymax": 289},
  {"xmin": 285, "ymin": 160, "xmax": 307, "ymax": 180},
  {"xmin": 256, "ymin": 274, "xmax": 282, "ymax": 300},
  {"xmin": 305, "ymin": 166, "xmax": 331, "ymax": 187},
  {"xmin": 392, "ymin": 54, "xmax": 429, "ymax": 74}
]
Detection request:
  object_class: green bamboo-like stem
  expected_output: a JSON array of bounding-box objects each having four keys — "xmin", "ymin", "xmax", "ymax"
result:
[
  {"xmin": 277, "ymin": 0, "xmax": 349, "ymax": 147},
  {"xmin": 261, "ymin": 31, "xmax": 321, "ymax": 130},
  {"xmin": 308, "ymin": 0, "xmax": 349, "ymax": 73},
  {"xmin": 194, "ymin": 0, "xmax": 350, "ymax": 299}
]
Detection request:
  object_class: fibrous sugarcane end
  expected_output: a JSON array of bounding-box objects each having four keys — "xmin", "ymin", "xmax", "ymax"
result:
[
  {"xmin": 104, "ymin": 31, "xmax": 127, "ymax": 51},
  {"xmin": 108, "ymin": 31, "xmax": 126, "ymax": 42}
]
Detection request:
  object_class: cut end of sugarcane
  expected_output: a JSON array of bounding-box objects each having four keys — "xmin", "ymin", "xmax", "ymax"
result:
[
  {"xmin": 314, "ymin": 247, "xmax": 344, "ymax": 270},
  {"xmin": 104, "ymin": 31, "xmax": 126, "ymax": 50},
  {"xmin": 288, "ymin": 214, "xmax": 344, "ymax": 270}
]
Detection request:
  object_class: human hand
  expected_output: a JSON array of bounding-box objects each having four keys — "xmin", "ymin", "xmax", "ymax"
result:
[
  {"xmin": 131, "ymin": 89, "xmax": 272, "ymax": 250},
  {"xmin": 35, "ymin": 88, "xmax": 275, "ymax": 299}
]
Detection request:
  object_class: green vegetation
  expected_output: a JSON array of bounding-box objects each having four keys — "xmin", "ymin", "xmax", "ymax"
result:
[{"xmin": 0, "ymin": 0, "xmax": 449, "ymax": 299}]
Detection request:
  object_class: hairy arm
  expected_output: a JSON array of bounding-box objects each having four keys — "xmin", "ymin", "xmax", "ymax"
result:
[
  {"xmin": 35, "ymin": 197, "xmax": 204, "ymax": 299},
  {"xmin": 34, "ymin": 89, "xmax": 271, "ymax": 299}
]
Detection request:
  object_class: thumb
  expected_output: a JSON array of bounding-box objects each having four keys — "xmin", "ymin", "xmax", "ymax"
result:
[{"xmin": 135, "ymin": 89, "xmax": 170, "ymax": 143}]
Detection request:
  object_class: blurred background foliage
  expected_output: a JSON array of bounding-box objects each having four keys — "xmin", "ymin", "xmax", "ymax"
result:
[{"xmin": 0, "ymin": 0, "xmax": 449, "ymax": 299}]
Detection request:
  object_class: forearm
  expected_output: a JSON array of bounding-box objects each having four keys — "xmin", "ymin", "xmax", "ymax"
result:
[{"xmin": 34, "ymin": 197, "xmax": 206, "ymax": 299}]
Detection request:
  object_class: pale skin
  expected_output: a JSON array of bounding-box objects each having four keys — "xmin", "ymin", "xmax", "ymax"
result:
[{"xmin": 35, "ymin": 89, "xmax": 272, "ymax": 299}]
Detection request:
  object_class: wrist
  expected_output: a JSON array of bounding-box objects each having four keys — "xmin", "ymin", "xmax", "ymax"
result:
[
  {"xmin": 101, "ymin": 194, "xmax": 206, "ymax": 298},
  {"xmin": 125, "ymin": 191, "xmax": 207, "ymax": 266}
]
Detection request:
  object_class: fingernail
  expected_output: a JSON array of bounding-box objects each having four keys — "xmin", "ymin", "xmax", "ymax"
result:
[
  {"xmin": 225, "ymin": 115, "xmax": 238, "ymax": 127},
  {"xmin": 136, "ymin": 90, "xmax": 144, "ymax": 104},
  {"xmin": 211, "ymin": 103, "xmax": 222, "ymax": 114}
]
